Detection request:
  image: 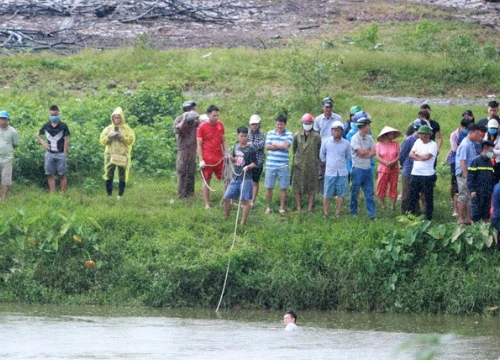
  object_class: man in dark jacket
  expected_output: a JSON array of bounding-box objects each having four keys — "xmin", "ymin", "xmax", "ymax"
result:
[{"xmin": 467, "ymin": 140, "xmax": 496, "ymax": 223}]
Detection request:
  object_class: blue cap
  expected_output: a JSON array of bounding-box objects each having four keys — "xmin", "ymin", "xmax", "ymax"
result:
[
  {"xmin": 413, "ymin": 119, "xmax": 424, "ymax": 129},
  {"xmin": 50, "ymin": 115, "xmax": 60, "ymax": 122},
  {"xmin": 353, "ymin": 111, "xmax": 371, "ymax": 125},
  {"xmin": 0, "ymin": 110, "xmax": 10, "ymax": 119}
]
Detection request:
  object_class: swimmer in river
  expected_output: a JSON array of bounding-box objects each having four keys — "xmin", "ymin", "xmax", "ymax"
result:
[{"xmin": 284, "ymin": 310, "xmax": 298, "ymax": 331}]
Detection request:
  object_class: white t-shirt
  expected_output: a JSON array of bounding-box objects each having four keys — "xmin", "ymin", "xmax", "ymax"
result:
[
  {"xmin": 410, "ymin": 139, "xmax": 437, "ymax": 176},
  {"xmin": 285, "ymin": 323, "xmax": 298, "ymax": 331}
]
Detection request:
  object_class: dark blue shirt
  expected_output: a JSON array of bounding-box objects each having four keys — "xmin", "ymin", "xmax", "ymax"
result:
[
  {"xmin": 400, "ymin": 134, "xmax": 418, "ymax": 177},
  {"xmin": 492, "ymin": 183, "xmax": 500, "ymax": 220},
  {"xmin": 467, "ymin": 155, "xmax": 495, "ymax": 196}
]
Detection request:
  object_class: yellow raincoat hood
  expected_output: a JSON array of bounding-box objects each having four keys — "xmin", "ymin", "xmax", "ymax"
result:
[{"xmin": 111, "ymin": 107, "xmax": 126, "ymax": 125}]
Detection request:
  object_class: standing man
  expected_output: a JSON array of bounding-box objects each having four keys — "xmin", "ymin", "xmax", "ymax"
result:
[
  {"xmin": 314, "ymin": 97, "xmax": 342, "ymax": 193},
  {"xmin": 248, "ymin": 114, "xmax": 266, "ymax": 207},
  {"xmin": 455, "ymin": 123, "xmax": 487, "ymax": 225},
  {"xmin": 196, "ymin": 105, "xmax": 228, "ymax": 209},
  {"xmin": 477, "ymin": 100, "xmax": 499, "ymax": 128},
  {"xmin": 467, "ymin": 140, "xmax": 496, "ymax": 223},
  {"xmin": 420, "ymin": 104, "xmax": 443, "ymax": 156},
  {"xmin": 223, "ymin": 127, "xmax": 257, "ymax": 226},
  {"xmin": 36, "ymin": 105, "xmax": 70, "ymax": 193},
  {"xmin": 399, "ymin": 119, "xmax": 423, "ymax": 213},
  {"xmin": 0, "ymin": 111, "xmax": 19, "ymax": 202},
  {"xmin": 350, "ymin": 111, "xmax": 376, "ymax": 219},
  {"xmin": 408, "ymin": 125, "xmax": 438, "ymax": 220},
  {"xmin": 292, "ymin": 113, "xmax": 321, "ymax": 212},
  {"xmin": 264, "ymin": 114, "xmax": 294, "ymax": 215},
  {"xmin": 174, "ymin": 100, "xmax": 200, "ymax": 198},
  {"xmin": 320, "ymin": 120, "xmax": 351, "ymax": 218}
]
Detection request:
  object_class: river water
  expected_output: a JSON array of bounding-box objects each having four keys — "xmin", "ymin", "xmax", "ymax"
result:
[{"xmin": 1, "ymin": 304, "xmax": 499, "ymax": 360}]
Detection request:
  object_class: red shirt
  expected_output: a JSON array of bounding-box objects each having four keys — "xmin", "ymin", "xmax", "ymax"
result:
[{"xmin": 196, "ymin": 120, "xmax": 225, "ymax": 163}]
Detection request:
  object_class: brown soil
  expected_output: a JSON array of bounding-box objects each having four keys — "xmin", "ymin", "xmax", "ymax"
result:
[{"xmin": 0, "ymin": 0, "xmax": 497, "ymax": 51}]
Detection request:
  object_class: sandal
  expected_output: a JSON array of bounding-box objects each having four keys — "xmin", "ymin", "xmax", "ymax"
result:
[
  {"xmin": 265, "ymin": 207, "xmax": 272, "ymax": 214},
  {"xmin": 279, "ymin": 209, "xmax": 286, "ymax": 215}
]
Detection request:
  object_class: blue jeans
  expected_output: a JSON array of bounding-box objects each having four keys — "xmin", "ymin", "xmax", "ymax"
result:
[{"xmin": 350, "ymin": 167, "xmax": 376, "ymax": 218}]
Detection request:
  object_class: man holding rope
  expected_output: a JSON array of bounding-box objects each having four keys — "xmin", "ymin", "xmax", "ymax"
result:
[
  {"xmin": 223, "ymin": 126, "xmax": 257, "ymax": 226},
  {"xmin": 197, "ymin": 105, "xmax": 229, "ymax": 209}
]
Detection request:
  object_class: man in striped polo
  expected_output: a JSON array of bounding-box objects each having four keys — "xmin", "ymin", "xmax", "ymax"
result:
[{"xmin": 264, "ymin": 114, "xmax": 294, "ymax": 215}]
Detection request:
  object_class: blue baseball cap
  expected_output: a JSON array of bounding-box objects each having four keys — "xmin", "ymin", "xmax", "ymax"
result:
[
  {"xmin": 0, "ymin": 110, "xmax": 10, "ymax": 119},
  {"xmin": 413, "ymin": 119, "xmax": 425, "ymax": 129}
]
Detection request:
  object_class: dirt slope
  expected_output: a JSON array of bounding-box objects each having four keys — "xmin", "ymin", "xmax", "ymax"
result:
[{"xmin": 0, "ymin": 0, "xmax": 498, "ymax": 50}]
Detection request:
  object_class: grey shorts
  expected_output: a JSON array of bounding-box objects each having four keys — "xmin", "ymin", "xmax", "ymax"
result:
[
  {"xmin": 45, "ymin": 152, "xmax": 67, "ymax": 176},
  {"xmin": 0, "ymin": 160, "xmax": 13, "ymax": 185},
  {"xmin": 264, "ymin": 166, "xmax": 290, "ymax": 190},
  {"xmin": 457, "ymin": 175, "xmax": 471, "ymax": 206}
]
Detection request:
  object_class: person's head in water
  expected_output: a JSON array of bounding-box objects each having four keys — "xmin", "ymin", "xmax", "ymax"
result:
[{"xmin": 283, "ymin": 310, "xmax": 297, "ymax": 325}]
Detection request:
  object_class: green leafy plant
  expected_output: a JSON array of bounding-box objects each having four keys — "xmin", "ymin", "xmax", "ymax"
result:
[
  {"xmin": 284, "ymin": 40, "xmax": 342, "ymax": 103},
  {"xmin": 357, "ymin": 24, "xmax": 380, "ymax": 50}
]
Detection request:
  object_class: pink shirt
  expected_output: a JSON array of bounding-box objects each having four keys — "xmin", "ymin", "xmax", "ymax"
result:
[{"xmin": 375, "ymin": 141, "xmax": 400, "ymax": 173}]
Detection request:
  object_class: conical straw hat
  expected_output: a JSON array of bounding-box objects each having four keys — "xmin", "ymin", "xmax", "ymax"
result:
[{"xmin": 377, "ymin": 126, "xmax": 401, "ymax": 140}]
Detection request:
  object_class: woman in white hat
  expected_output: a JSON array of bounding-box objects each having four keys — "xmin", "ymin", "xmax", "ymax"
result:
[{"xmin": 375, "ymin": 126, "xmax": 401, "ymax": 210}]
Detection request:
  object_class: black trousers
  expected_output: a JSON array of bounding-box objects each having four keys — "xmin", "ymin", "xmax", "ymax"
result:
[
  {"xmin": 409, "ymin": 175, "xmax": 436, "ymax": 220},
  {"xmin": 105, "ymin": 164, "xmax": 126, "ymax": 196}
]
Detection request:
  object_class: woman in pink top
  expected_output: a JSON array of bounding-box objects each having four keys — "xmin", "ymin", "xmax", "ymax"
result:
[{"xmin": 375, "ymin": 126, "xmax": 401, "ymax": 210}]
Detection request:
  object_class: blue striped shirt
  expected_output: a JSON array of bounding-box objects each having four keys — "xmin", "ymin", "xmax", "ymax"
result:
[{"xmin": 265, "ymin": 129, "xmax": 293, "ymax": 169}]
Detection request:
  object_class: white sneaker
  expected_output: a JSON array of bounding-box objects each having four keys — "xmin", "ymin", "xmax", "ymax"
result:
[{"xmin": 117, "ymin": 196, "xmax": 121, "ymax": 200}]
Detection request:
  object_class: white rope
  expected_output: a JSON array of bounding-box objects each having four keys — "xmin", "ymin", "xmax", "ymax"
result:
[
  {"xmin": 215, "ymin": 168, "xmax": 247, "ymax": 313},
  {"xmin": 199, "ymin": 156, "xmax": 226, "ymax": 192}
]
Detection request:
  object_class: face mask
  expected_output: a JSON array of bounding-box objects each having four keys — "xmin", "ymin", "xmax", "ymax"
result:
[
  {"xmin": 489, "ymin": 129, "xmax": 498, "ymax": 135},
  {"xmin": 50, "ymin": 115, "xmax": 59, "ymax": 122},
  {"xmin": 462, "ymin": 129, "xmax": 468, "ymax": 135},
  {"xmin": 303, "ymin": 124, "xmax": 313, "ymax": 131},
  {"xmin": 487, "ymin": 151, "xmax": 494, "ymax": 159}
]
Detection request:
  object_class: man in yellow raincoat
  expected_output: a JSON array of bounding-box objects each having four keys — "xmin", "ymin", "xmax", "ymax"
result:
[{"xmin": 99, "ymin": 107, "xmax": 135, "ymax": 199}]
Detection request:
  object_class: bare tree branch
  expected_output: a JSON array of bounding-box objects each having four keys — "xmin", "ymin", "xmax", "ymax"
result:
[{"xmin": 0, "ymin": 0, "xmax": 265, "ymax": 52}]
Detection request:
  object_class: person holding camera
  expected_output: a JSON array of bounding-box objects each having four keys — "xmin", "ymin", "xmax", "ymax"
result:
[{"xmin": 99, "ymin": 107, "xmax": 135, "ymax": 199}]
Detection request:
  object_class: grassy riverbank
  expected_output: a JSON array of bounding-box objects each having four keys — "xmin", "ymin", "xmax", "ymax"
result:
[
  {"xmin": 0, "ymin": 178, "xmax": 499, "ymax": 315},
  {"xmin": 1, "ymin": 15, "xmax": 500, "ymax": 314}
]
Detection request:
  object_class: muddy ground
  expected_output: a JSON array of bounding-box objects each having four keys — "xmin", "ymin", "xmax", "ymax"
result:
[{"xmin": 0, "ymin": 0, "xmax": 498, "ymax": 51}]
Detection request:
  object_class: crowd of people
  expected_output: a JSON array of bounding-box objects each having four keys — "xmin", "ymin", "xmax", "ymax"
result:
[
  {"xmin": 172, "ymin": 98, "xmax": 500, "ymax": 230},
  {"xmin": 1, "ymin": 99, "xmax": 499, "ymax": 232}
]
